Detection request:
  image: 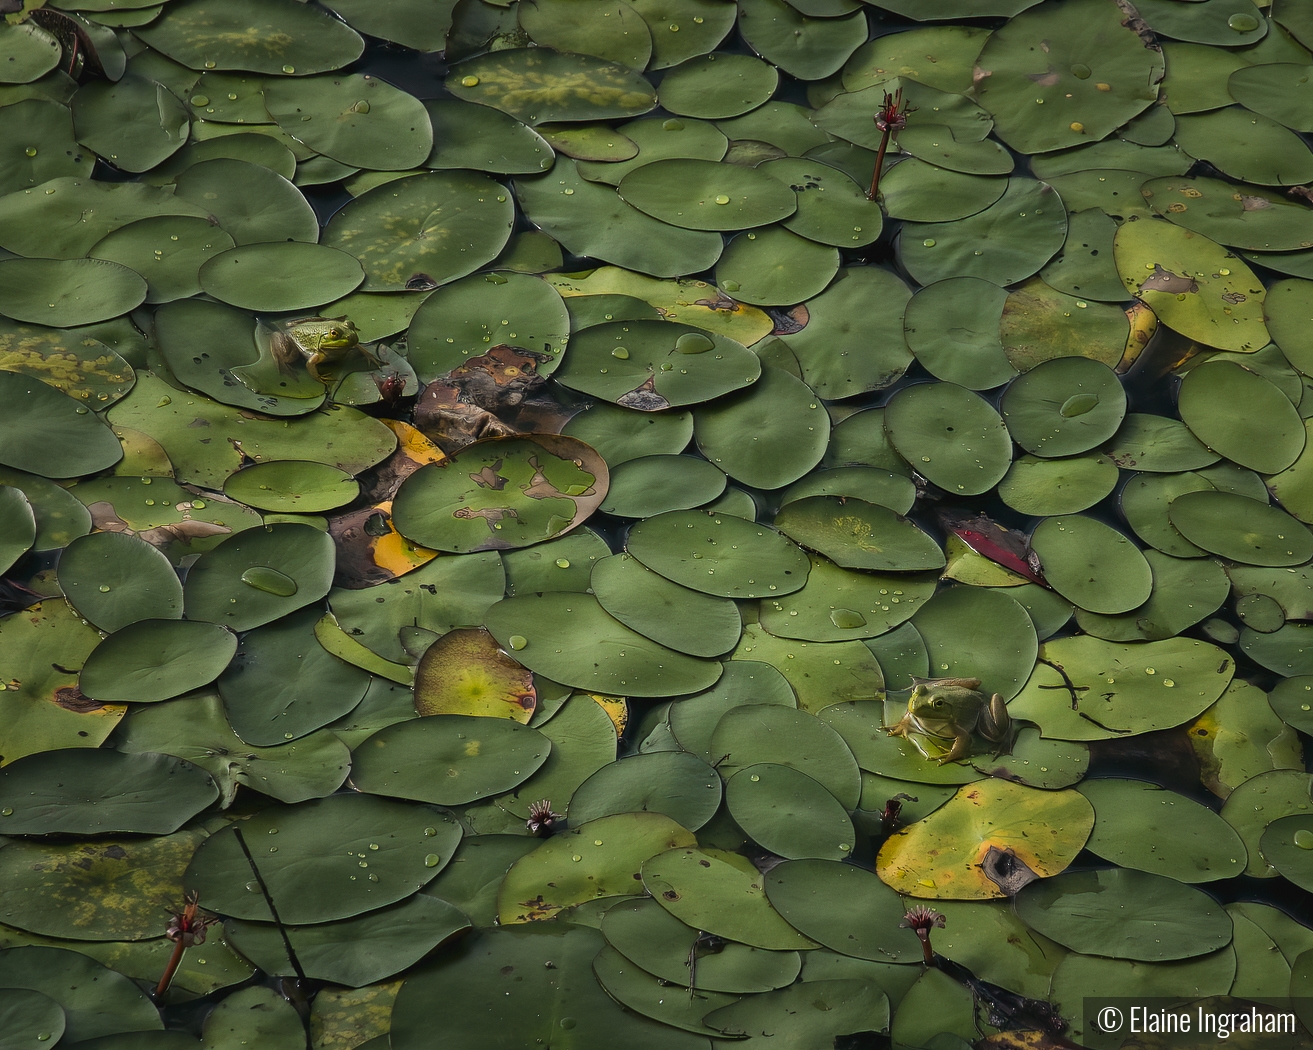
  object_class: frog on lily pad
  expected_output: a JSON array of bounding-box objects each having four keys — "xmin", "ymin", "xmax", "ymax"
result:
[
  {"xmin": 271, "ymin": 316, "xmax": 381, "ymax": 384},
  {"xmin": 884, "ymin": 676, "xmax": 1013, "ymax": 765}
]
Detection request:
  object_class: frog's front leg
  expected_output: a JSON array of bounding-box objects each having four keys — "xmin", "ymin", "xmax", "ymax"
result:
[
  {"xmin": 357, "ymin": 342, "xmax": 384, "ymax": 369},
  {"xmin": 305, "ymin": 351, "xmax": 330, "ymax": 385},
  {"xmin": 883, "ymin": 714, "xmax": 914, "ymax": 739},
  {"xmin": 979, "ymin": 692, "xmax": 1013, "ymax": 752},
  {"xmin": 938, "ymin": 729, "xmax": 973, "ymax": 765}
]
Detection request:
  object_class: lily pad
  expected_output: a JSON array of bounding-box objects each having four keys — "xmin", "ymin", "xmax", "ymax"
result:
[
  {"xmin": 264, "ymin": 74, "xmax": 432, "ymax": 171},
  {"xmin": 1175, "ymin": 106, "xmax": 1313, "ymax": 186},
  {"xmin": 172, "ymin": 158, "xmax": 318, "ymax": 246},
  {"xmin": 137, "ymin": 0, "xmax": 364, "ymax": 75},
  {"xmin": 658, "ymin": 53, "xmax": 778, "ymax": 119},
  {"xmin": 759, "ymin": 555, "xmax": 935, "ymax": 643},
  {"xmin": 565, "ymin": 751, "xmax": 722, "ymax": 829},
  {"xmin": 391, "ymin": 434, "xmax": 606, "ymax": 553},
  {"xmin": 198, "ymin": 242, "xmax": 364, "ymax": 313},
  {"xmin": 1030, "ymin": 515, "xmax": 1153, "ymax": 614},
  {"xmin": 322, "ymin": 171, "xmax": 514, "ymax": 292},
  {"xmin": 79, "ymin": 618, "xmax": 236, "ymax": 704},
  {"xmin": 884, "ymin": 381, "xmax": 1013, "ymax": 496},
  {"xmin": 0, "ymin": 947, "xmax": 159, "ymax": 1043},
  {"xmin": 485, "ymin": 592, "xmax": 721, "ymax": 697},
  {"xmin": 877, "ymin": 779, "xmax": 1094, "ymax": 899},
  {"xmin": 998, "ymin": 452, "xmax": 1120, "ymax": 515},
  {"xmin": 184, "ymin": 794, "xmax": 462, "ymax": 923},
  {"xmin": 352, "ymin": 715, "xmax": 549, "ymax": 806},
  {"xmin": 0, "ymin": 749, "xmax": 216, "ymax": 836},
  {"xmin": 448, "ymin": 48, "xmax": 656, "ymax": 125},
  {"xmin": 57, "ymin": 531, "xmax": 183, "ymax": 632},
  {"xmin": 498, "ymin": 813, "xmax": 697, "ymax": 923},
  {"xmin": 726, "ymin": 763, "xmax": 855, "ymax": 861},
  {"xmin": 912, "ymin": 585, "xmax": 1039, "ymax": 701},
  {"xmin": 773, "ymin": 495, "xmax": 944, "ymax": 572},
  {"xmin": 1015, "ymin": 867, "xmax": 1233, "ymax": 961},
  {"xmin": 183, "ymin": 523, "xmax": 335, "ymax": 630},
  {"xmin": 591, "ymin": 553, "xmax": 741, "ymax": 657},
  {"xmin": 71, "ymin": 74, "xmax": 188, "ymax": 174},
  {"xmin": 627, "ymin": 509, "xmax": 808, "ymax": 598},
  {"xmin": 0, "ymin": 258, "xmax": 146, "ymax": 328},
  {"xmin": 899, "ymin": 178, "xmax": 1068, "ymax": 287},
  {"xmin": 413, "ymin": 627, "xmax": 535, "ymax": 721},
  {"xmin": 1169, "ymin": 489, "xmax": 1313, "ymax": 566}
]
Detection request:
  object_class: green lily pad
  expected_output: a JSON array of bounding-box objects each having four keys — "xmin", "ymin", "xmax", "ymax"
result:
[
  {"xmin": 773, "ymin": 495, "xmax": 944, "ymax": 572},
  {"xmin": 225, "ymin": 893, "xmax": 469, "ymax": 989},
  {"xmin": 566, "ymin": 751, "xmax": 722, "ymax": 829},
  {"xmin": 185, "ymin": 794, "xmax": 462, "ymax": 923},
  {"xmin": 390, "ymin": 925, "xmax": 709, "ymax": 1050},
  {"xmin": 998, "ymin": 452, "xmax": 1120, "ymax": 515},
  {"xmin": 1134, "ymin": 0, "xmax": 1267, "ymax": 46},
  {"xmin": 183, "ymin": 523, "xmax": 335, "ymax": 630},
  {"xmin": 973, "ymin": 0, "xmax": 1163, "ymax": 155},
  {"xmin": 0, "ymin": 258, "xmax": 146, "ymax": 328},
  {"xmin": 877, "ymin": 159, "xmax": 1009, "ymax": 223},
  {"xmin": 1006, "ymin": 358, "xmax": 1126, "ymax": 457},
  {"xmin": 172, "ymin": 158, "xmax": 318, "ymax": 246},
  {"xmin": 519, "ymin": 0, "xmax": 651, "ymax": 69},
  {"xmin": 1185, "ymin": 359, "xmax": 1307, "ymax": 473},
  {"xmin": 0, "ymin": 98, "xmax": 92, "ymax": 196},
  {"xmin": 759, "ymin": 555, "xmax": 935, "ymax": 643},
  {"xmin": 89, "ymin": 215, "xmax": 234, "ymax": 305},
  {"xmin": 57, "ymin": 531, "xmax": 183, "ymax": 632},
  {"xmin": 224, "ymin": 461, "xmax": 358, "ymax": 513},
  {"xmin": 322, "ymin": 171, "xmax": 514, "ymax": 292},
  {"xmin": 779, "ymin": 466, "xmax": 916, "ymax": 516},
  {"xmin": 1039, "ymin": 207, "xmax": 1127, "ymax": 302},
  {"xmin": 1078, "ymin": 778, "xmax": 1248, "ymax": 883},
  {"xmin": 0, "ymin": 24, "xmax": 60, "ymax": 85},
  {"xmin": 1008, "ymin": 634, "xmax": 1235, "ymax": 741},
  {"xmin": 217, "ymin": 606, "xmax": 371, "ymax": 745},
  {"xmin": 877, "ymin": 779, "xmax": 1094, "ymax": 899},
  {"xmin": 617, "ymin": 159, "xmax": 794, "ymax": 232},
  {"xmin": 1104, "ymin": 412, "xmax": 1220, "ymax": 472},
  {"xmin": 902, "ymin": 277, "xmax": 1014, "ymax": 390},
  {"xmin": 448, "ymin": 48, "xmax": 655, "ymax": 125},
  {"xmin": 576, "ymin": 116, "xmax": 725, "ymax": 185},
  {"xmin": 737, "ymin": 0, "xmax": 866, "ymax": 81},
  {"xmin": 704, "ymin": 978, "xmax": 889, "ymax": 1047},
  {"xmin": 912, "ymin": 585, "xmax": 1039, "ymax": 701},
  {"xmin": 626, "ymin": 509, "xmax": 808, "ymax": 598},
  {"xmin": 1031, "ymin": 515, "xmax": 1153, "ymax": 614},
  {"xmin": 630, "ymin": 0, "xmax": 736, "ymax": 69},
  {"xmin": 0, "ymin": 600, "xmax": 125, "ymax": 765},
  {"xmin": 589, "ymin": 943, "xmax": 735, "ymax": 1037},
  {"xmin": 497, "ymin": 693, "xmax": 618, "ymax": 818},
  {"xmin": 0, "ymin": 829, "xmax": 202, "ymax": 942},
  {"xmin": 715, "ymin": 225, "xmax": 839, "ymax": 307},
  {"xmin": 515, "ymin": 160, "xmax": 724, "ymax": 279},
  {"xmin": 591, "ymin": 553, "xmax": 740, "ymax": 657},
  {"xmin": 763, "ymin": 858, "xmax": 921, "ymax": 962},
  {"xmin": 0, "ymin": 486, "xmax": 33, "ymax": 576},
  {"xmin": 815, "ymin": 80, "xmax": 993, "ymax": 150},
  {"xmin": 485, "ymin": 591, "xmax": 720, "ymax": 697},
  {"xmin": 1175, "ymin": 106, "xmax": 1313, "ymax": 186},
  {"xmin": 710, "ymin": 703, "xmax": 860, "ymax": 807},
  {"xmin": 0, "ymin": 318, "xmax": 136, "ymax": 409},
  {"xmin": 424, "ymin": 99, "xmax": 553, "ymax": 176},
  {"xmin": 499, "ymin": 812, "xmax": 697, "ymax": 923},
  {"xmin": 641, "ymin": 846, "xmax": 817, "ymax": 950},
  {"xmin": 503, "ymin": 530, "xmax": 612, "ymax": 597},
  {"xmin": 657, "ymin": 53, "xmax": 778, "ymax": 119},
  {"xmin": 264, "ymin": 74, "xmax": 431, "ymax": 171},
  {"xmin": 1015, "ymin": 867, "xmax": 1233, "ymax": 960},
  {"xmin": 1259, "ymin": 814, "xmax": 1313, "ymax": 892},
  {"xmin": 732, "ymin": 624, "xmax": 883, "ymax": 714},
  {"xmin": 79, "ymin": 618, "xmax": 236, "ymax": 704},
  {"xmin": 1221, "ymin": 769, "xmax": 1313, "ymax": 877},
  {"xmin": 407, "ymin": 272, "xmax": 569, "ymax": 381},
  {"xmin": 0, "ymin": 176, "xmax": 208, "ymax": 259},
  {"xmin": 842, "ymin": 24, "xmax": 989, "ymax": 95},
  {"xmin": 201, "ymin": 985, "xmax": 303, "ymax": 1050},
  {"xmin": 600, "ymin": 454, "xmax": 726, "ymax": 518},
  {"xmin": 1167, "ymin": 489, "xmax": 1313, "ymax": 566},
  {"xmin": 1075, "ymin": 549, "xmax": 1229, "ymax": 642},
  {"xmin": 1145, "ymin": 175, "xmax": 1313, "ymax": 252},
  {"xmin": 0, "ymin": 988, "xmax": 64, "ymax": 1050},
  {"xmin": 726, "ymin": 762, "xmax": 855, "ymax": 861},
  {"xmin": 0, "ymin": 947, "xmax": 160, "ymax": 1043},
  {"xmin": 896, "ymin": 124, "xmax": 1014, "ymax": 176},
  {"xmin": 71, "ymin": 74, "xmax": 188, "ymax": 174},
  {"xmin": 900, "ymin": 178, "xmax": 1068, "ymax": 289},
  {"xmin": 352, "ymin": 715, "xmax": 549, "ymax": 806},
  {"xmin": 692, "ymin": 366, "xmax": 825, "ymax": 487},
  {"xmin": 600, "ymin": 895, "xmax": 799, "ymax": 991},
  {"xmin": 137, "ymin": 0, "xmax": 364, "ymax": 75},
  {"xmin": 198, "ymin": 242, "xmax": 364, "ymax": 313},
  {"xmin": 117, "ymin": 692, "xmax": 350, "ymax": 806},
  {"xmin": 391, "ymin": 434, "xmax": 606, "ymax": 553},
  {"xmin": 0, "ymin": 749, "xmax": 216, "ymax": 836},
  {"xmin": 884, "ymin": 381, "xmax": 1012, "ymax": 496}
]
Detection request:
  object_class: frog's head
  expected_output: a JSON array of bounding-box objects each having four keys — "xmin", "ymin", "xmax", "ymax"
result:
[{"xmin": 291, "ymin": 317, "xmax": 360, "ymax": 351}]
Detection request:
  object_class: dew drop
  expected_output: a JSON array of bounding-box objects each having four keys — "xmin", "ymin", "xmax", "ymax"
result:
[
  {"xmin": 830, "ymin": 608, "xmax": 867, "ymax": 629},
  {"xmin": 1296, "ymin": 830, "xmax": 1313, "ymax": 850},
  {"xmin": 424, "ymin": 853, "xmax": 441, "ymax": 866},
  {"xmin": 555, "ymin": 558, "xmax": 571, "ymax": 568},
  {"xmin": 461, "ymin": 75, "xmax": 480, "ymax": 87},
  {"xmin": 98, "ymin": 585, "xmax": 111, "ymax": 593},
  {"xmin": 675, "ymin": 332, "xmax": 715, "ymax": 354},
  {"xmin": 922, "ymin": 238, "xmax": 936, "ymax": 247},
  {"xmin": 508, "ymin": 635, "xmax": 528, "ymax": 650},
  {"xmin": 241, "ymin": 566, "xmax": 298, "ymax": 596},
  {"xmin": 1228, "ymin": 12, "xmax": 1258, "ymax": 30}
]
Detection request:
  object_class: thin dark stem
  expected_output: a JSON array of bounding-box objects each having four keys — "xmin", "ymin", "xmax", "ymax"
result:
[
  {"xmin": 867, "ymin": 129, "xmax": 891, "ymax": 202},
  {"xmin": 154, "ymin": 938, "xmax": 185, "ymax": 999},
  {"xmin": 232, "ymin": 826, "xmax": 307, "ymax": 981}
]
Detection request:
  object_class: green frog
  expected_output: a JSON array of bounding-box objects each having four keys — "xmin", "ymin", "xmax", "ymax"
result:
[
  {"xmin": 884, "ymin": 676, "xmax": 1012, "ymax": 765},
  {"xmin": 273, "ymin": 317, "xmax": 378, "ymax": 384}
]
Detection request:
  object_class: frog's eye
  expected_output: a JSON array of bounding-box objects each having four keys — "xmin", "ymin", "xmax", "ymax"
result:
[
  {"xmin": 933, "ymin": 699, "xmax": 945, "ymax": 707},
  {"xmin": 329, "ymin": 328, "xmax": 340, "ymax": 337}
]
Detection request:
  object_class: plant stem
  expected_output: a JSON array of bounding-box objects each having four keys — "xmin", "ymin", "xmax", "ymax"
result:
[
  {"xmin": 155, "ymin": 939, "xmax": 185, "ymax": 999},
  {"xmin": 867, "ymin": 128, "xmax": 892, "ymax": 202}
]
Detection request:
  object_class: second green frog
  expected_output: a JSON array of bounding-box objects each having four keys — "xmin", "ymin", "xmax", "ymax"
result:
[{"xmin": 884, "ymin": 676, "xmax": 1013, "ymax": 765}]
